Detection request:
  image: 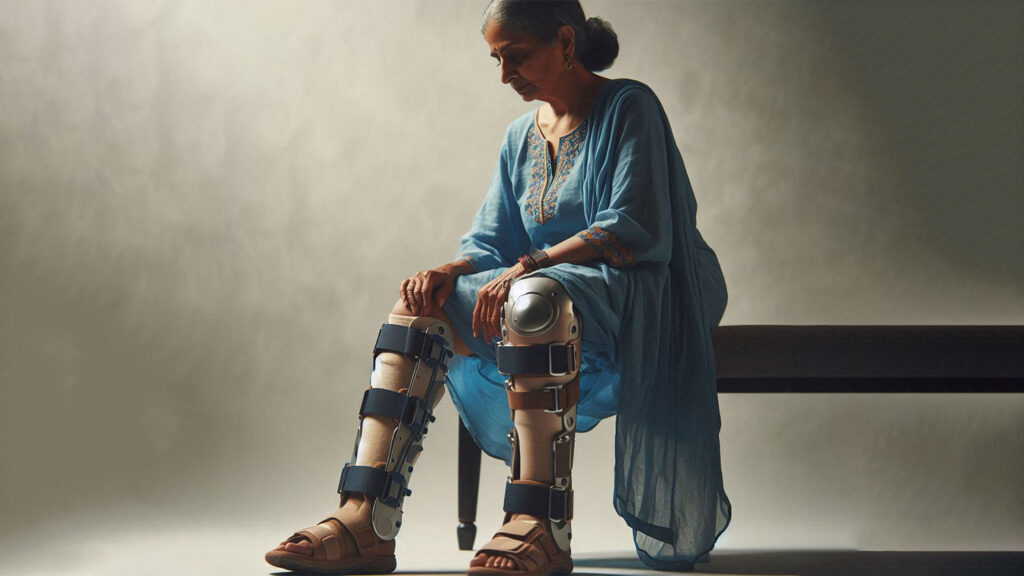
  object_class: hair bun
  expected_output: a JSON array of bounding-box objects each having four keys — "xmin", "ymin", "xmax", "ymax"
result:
[{"xmin": 581, "ymin": 16, "xmax": 619, "ymax": 72}]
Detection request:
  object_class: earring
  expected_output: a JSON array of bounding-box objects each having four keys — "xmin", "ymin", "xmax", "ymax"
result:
[{"xmin": 565, "ymin": 57, "xmax": 574, "ymax": 71}]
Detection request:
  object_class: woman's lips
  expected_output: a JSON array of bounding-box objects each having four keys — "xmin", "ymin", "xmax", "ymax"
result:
[{"xmin": 514, "ymin": 83, "xmax": 532, "ymax": 94}]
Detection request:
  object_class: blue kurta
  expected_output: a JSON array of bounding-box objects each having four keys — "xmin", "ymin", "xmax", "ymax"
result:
[{"xmin": 441, "ymin": 78, "xmax": 730, "ymax": 570}]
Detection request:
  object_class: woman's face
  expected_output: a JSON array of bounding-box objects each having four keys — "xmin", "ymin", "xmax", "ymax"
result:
[{"xmin": 483, "ymin": 20, "xmax": 572, "ymax": 102}]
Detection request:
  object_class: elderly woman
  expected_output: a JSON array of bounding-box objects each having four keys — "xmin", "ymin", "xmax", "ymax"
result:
[{"xmin": 266, "ymin": 1, "xmax": 730, "ymax": 574}]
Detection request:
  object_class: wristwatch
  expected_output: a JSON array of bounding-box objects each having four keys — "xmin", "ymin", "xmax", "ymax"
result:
[{"xmin": 529, "ymin": 249, "xmax": 551, "ymax": 268}]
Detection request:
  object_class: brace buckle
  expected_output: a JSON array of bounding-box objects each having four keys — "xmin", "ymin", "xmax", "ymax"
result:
[
  {"xmin": 543, "ymin": 384, "xmax": 565, "ymax": 413},
  {"xmin": 379, "ymin": 470, "xmax": 413, "ymax": 508},
  {"xmin": 549, "ymin": 343, "xmax": 575, "ymax": 377},
  {"xmin": 548, "ymin": 485, "xmax": 572, "ymax": 523},
  {"xmin": 420, "ymin": 333, "xmax": 450, "ymax": 368},
  {"xmin": 401, "ymin": 395, "xmax": 434, "ymax": 435}
]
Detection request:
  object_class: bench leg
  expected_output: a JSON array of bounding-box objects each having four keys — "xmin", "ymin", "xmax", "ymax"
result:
[{"xmin": 457, "ymin": 416, "xmax": 482, "ymax": 550}]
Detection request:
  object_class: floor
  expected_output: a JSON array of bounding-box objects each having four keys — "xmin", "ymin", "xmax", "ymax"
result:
[{"xmin": 1, "ymin": 519, "xmax": 1020, "ymax": 576}]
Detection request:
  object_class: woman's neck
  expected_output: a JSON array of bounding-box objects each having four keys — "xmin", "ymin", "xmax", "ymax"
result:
[{"xmin": 543, "ymin": 71, "xmax": 608, "ymax": 120}]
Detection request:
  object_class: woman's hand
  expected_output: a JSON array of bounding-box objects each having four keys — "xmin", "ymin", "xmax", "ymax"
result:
[
  {"xmin": 472, "ymin": 264, "xmax": 526, "ymax": 345},
  {"xmin": 400, "ymin": 267, "xmax": 456, "ymax": 316}
]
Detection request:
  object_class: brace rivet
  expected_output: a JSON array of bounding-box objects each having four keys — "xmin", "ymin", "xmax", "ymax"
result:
[
  {"xmin": 396, "ymin": 521, "xmax": 402, "ymax": 527},
  {"xmin": 439, "ymin": 327, "xmax": 445, "ymax": 333},
  {"xmin": 408, "ymin": 466, "xmax": 413, "ymax": 473}
]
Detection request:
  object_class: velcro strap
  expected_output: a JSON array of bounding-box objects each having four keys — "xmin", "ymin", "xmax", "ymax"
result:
[
  {"xmin": 337, "ymin": 463, "xmax": 411, "ymax": 507},
  {"xmin": 507, "ymin": 381, "xmax": 579, "ymax": 413},
  {"xmin": 359, "ymin": 387, "xmax": 435, "ymax": 433},
  {"xmin": 503, "ymin": 481, "xmax": 573, "ymax": 522},
  {"xmin": 496, "ymin": 343, "xmax": 576, "ymax": 376},
  {"xmin": 374, "ymin": 323, "xmax": 452, "ymax": 368}
]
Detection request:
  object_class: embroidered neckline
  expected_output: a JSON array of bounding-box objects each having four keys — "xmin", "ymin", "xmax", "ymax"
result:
[
  {"xmin": 526, "ymin": 113, "xmax": 589, "ymax": 225},
  {"xmin": 532, "ymin": 108, "xmax": 589, "ymax": 162},
  {"xmin": 523, "ymin": 79, "xmax": 618, "ymax": 226}
]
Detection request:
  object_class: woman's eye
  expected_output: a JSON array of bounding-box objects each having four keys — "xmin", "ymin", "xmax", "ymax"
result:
[{"xmin": 494, "ymin": 53, "xmax": 525, "ymax": 67}]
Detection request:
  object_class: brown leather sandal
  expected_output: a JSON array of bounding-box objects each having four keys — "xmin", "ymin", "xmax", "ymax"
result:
[
  {"xmin": 264, "ymin": 497, "xmax": 397, "ymax": 575},
  {"xmin": 467, "ymin": 517, "xmax": 573, "ymax": 576}
]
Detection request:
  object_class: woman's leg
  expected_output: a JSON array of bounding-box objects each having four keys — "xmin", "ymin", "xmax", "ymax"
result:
[
  {"xmin": 469, "ymin": 276, "xmax": 580, "ymax": 573},
  {"xmin": 266, "ymin": 295, "xmax": 474, "ymax": 573},
  {"xmin": 390, "ymin": 298, "xmax": 474, "ymax": 357}
]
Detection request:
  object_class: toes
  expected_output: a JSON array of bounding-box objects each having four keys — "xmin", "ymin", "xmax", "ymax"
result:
[
  {"xmin": 282, "ymin": 539, "xmax": 313, "ymax": 556},
  {"xmin": 470, "ymin": 551, "xmax": 517, "ymax": 570}
]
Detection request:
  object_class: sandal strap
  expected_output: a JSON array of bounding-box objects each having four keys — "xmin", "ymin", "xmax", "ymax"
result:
[
  {"xmin": 296, "ymin": 523, "xmax": 342, "ymax": 560},
  {"xmin": 287, "ymin": 506, "xmax": 380, "ymax": 562},
  {"xmin": 325, "ymin": 506, "xmax": 379, "ymax": 555},
  {"xmin": 476, "ymin": 519, "xmax": 562, "ymax": 571}
]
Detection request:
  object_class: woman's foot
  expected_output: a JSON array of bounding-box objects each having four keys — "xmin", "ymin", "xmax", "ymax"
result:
[
  {"xmin": 272, "ymin": 497, "xmax": 363, "ymax": 557},
  {"xmin": 265, "ymin": 491, "xmax": 397, "ymax": 574},
  {"xmin": 468, "ymin": 511, "xmax": 572, "ymax": 575},
  {"xmin": 468, "ymin": 513, "xmax": 539, "ymax": 570}
]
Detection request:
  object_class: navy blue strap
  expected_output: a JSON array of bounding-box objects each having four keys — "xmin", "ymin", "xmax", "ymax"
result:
[
  {"xmin": 374, "ymin": 323, "xmax": 451, "ymax": 368},
  {"xmin": 337, "ymin": 463, "xmax": 411, "ymax": 507},
  {"xmin": 496, "ymin": 343, "xmax": 575, "ymax": 376},
  {"xmin": 359, "ymin": 388, "xmax": 435, "ymax": 434},
  {"xmin": 502, "ymin": 481, "xmax": 573, "ymax": 522}
]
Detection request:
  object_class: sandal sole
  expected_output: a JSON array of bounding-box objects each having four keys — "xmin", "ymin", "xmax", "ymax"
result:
[
  {"xmin": 265, "ymin": 550, "xmax": 397, "ymax": 575},
  {"xmin": 466, "ymin": 558, "xmax": 572, "ymax": 576}
]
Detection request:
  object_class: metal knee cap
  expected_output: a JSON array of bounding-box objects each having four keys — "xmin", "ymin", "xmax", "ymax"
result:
[{"xmin": 502, "ymin": 275, "xmax": 577, "ymax": 339}]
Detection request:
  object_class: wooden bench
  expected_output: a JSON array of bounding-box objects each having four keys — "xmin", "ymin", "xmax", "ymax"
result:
[{"xmin": 454, "ymin": 325, "xmax": 1024, "ymax": 549}]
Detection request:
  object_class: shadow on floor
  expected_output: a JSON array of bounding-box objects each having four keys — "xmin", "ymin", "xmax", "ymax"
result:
[{"xmin": 574, "ymin": 550, "xmax": 1024, "ymax": 576}]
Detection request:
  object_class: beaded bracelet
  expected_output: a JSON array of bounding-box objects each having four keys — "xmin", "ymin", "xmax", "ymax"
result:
[
  {"xmin": 517, "ymin": 253, "xmax": 538, "ymax": 273},
  {"xmin": 517, "ymin": 250, "xmax": 551, "ymax": 274}
]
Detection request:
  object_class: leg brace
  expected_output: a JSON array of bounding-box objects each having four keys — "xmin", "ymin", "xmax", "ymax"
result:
[
  {"xmin": 496, "ymin": 275, "xmax": 581, "ymax": 553},
  {"xmin": 336, "ymin": 317, "xmax": 454, "ymax": 540}
]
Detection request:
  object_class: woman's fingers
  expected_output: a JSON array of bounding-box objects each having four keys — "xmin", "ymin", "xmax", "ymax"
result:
[
  {"xmin": 418, "ymin": 277, "xmax": 432, "ymax": 315},
  {"xmin": 483, "ymin": 293, "xmax": 494, "ymax": 343},
  {"xmin": 472, "ymin": 294, "xmax": 482, "ymax": 339},
  {"xmin": 400, "ymin": 279, "xmax": 412, "ymax": 311},
  {"xmin": 489, "ymin": 283, "xmax": 505, "ymax": 343},
  {"xmin": 472, "ymin": 282, "xmax": 486, "ymax": 338},
  {"xmin": 412, "ymin": 279, "xmax": 426, "ymax": 315},
  {"xmin": 487, "ymin": 284, "xmax": 502, "ymax": 343}
]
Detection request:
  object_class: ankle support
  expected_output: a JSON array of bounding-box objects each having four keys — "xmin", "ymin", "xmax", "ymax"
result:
[
  {"xmin": 337, "ymin": 317, "xmax": 454, "ymax": 540},
  {"xmin": 496, "ymin": 275, "xmax": 581, "ymax": 552}
]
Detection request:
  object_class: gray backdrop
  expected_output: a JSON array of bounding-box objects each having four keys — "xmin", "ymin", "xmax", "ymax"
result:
[{"xmin": 1, "ymin": 1, "xmax": 1021, "ymax": 574}]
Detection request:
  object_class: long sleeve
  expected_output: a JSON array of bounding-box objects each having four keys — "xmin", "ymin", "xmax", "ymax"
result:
[
  {"xmin": 454, "ymin": 130, "xmax": 530, "ymax": 272},
  {"xmin": 577, "ymin": 88, "xmax": 673, "ymax": 267}
]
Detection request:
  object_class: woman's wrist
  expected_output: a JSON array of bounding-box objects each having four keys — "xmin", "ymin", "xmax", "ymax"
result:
[
  {"xmin": 516, "ymin": 249, "xmax": 551, "ymax": 274},
  {"xmin": 437, "ymin": 258, "xmax": 474, "ymax": 278}
]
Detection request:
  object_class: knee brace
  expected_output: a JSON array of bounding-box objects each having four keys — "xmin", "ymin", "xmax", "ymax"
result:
[
  {"xmin": 336, "ymin": 316, "xmax": 454, "ymax": 540},
  {"xmin": 496, "ymin": 275, "xmax": 581, "ymax": 552}
]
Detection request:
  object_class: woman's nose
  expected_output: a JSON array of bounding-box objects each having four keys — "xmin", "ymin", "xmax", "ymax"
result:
[{"xmin": 500, "ymin": 63, "xmax": 516, "ymax": 85}]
